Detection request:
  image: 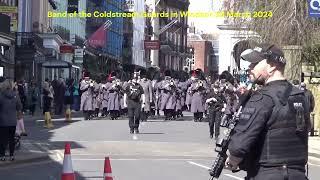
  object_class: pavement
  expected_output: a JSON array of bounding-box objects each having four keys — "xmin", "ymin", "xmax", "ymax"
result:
[
  {"xmin": 0, "ymin": 110, "xmax": 83, "ymax": 168},
  {"xmin": 0, "ymin": 111, "xmax": 319, "ymax": 180},
  {"xmin": 309, "ymin": 136, "xmax": 320, "ymax": 164}
]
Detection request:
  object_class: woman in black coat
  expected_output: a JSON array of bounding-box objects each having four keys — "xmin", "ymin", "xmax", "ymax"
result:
[{"xmin": 0, "ymin": 78, "xmax": 22, "ymax": 161}]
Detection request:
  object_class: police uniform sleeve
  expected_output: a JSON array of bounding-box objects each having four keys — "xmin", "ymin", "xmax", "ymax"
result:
[{"xmin": 228, "ymin": 92, "xmax": 274, "ymax": 158}]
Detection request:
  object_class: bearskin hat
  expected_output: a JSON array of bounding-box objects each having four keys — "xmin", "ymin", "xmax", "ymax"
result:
[
  {"xmin": 190, "ymin": 70, "xmax": 196, "ymax": 77},
  {"xmin": 83, "ymin": 71, "xmax": 90, "ymax": 78},
  {"xmin": 139, "ymin": 68, "xmax": 147, "ymax": 78},
  {"xmin": 219, "ymin": 71, "xmax": 235, "ymax": 85},
  {"xmin": 110, "ymin": 71, "xmax": 117, "ymax": 77},
  {"xmin": 164, "ymin": 69, "xmax": 171, "ymax": 77}
]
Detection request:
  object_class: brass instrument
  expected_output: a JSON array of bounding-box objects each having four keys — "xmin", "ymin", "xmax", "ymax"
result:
[{"xmin": 196, "ymin": 80, "xmax": 205, "ymax": 89}]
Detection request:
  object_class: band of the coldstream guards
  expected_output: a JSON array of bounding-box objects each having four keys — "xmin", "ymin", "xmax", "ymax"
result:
[{"xmin": 78, "ymin": 67, "xmax": 242, "ymax": 137}]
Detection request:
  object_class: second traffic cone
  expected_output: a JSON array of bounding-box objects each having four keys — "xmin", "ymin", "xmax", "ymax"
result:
[
  {"xmin": 44, "ymin": 112, "xmax": 53, "ymax": 128},
  {"xmin": 61, "ymin": 142, "xmax": 75, "ymax": 180},
  {"xmin": 103, "ymin": 157, "xmax": 113, "ymax": 180},
  {"xmin": 65, "ymin": 105, "xmax": 72, "ymax": 122},
  {"xmin": 47, "ymin": 112, "xmax": 54, "ymax": 128}
]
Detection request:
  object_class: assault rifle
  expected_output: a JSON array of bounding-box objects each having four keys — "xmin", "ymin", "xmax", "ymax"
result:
[
  {"xmin": 208, "ymin": 82, "xmax": 254, "ymax": 179},
  {"xmin": 208, "ymin": 106, "xmax": 242, "ymax": 179}
]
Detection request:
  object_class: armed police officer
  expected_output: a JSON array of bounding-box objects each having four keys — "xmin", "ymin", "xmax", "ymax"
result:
[{"xmin": 226, "ymin": 44, "xmax": 310, "ymax": 180}]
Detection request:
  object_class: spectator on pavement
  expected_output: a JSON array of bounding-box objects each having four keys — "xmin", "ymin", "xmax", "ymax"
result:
[
  {"xmin": 72, "ymin": 81, "xmax": 80, "ymax": 111},
  {"xmin": 300, "ymin": 82, "xmax": 315, "ymax": 132},
  {"xmin": 17, "ymin": 80, "xmax": 27, "ymax": 113},
  {"xmin": 300, "ymin": 82, "xmax": 315, "ymax": 113},
  {"xmin": 0, "ymin": 78, "xmax": 22, "ymax": 161},
  {"xmin": 42, "ymin": 79, "xmax": 54, "ymax": 128},
  {"xmin": 29, "ymin": 81, "xmax": 39, "ymax": 116}
]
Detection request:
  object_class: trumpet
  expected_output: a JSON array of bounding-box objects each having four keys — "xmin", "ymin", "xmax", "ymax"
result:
[
  {"xmin": 112, "ymin": 79, "xmax": 121, "ymax": 89},
  {"xmin": 197, "ymin": 80, "xmax": 204, "ymax": 88},
  {"xmin": 169, "ymin": 79, "xmax": 175, "ymax": 86},
  {"xmin": 89, "ymin": 80, "xmax": 95, "ymax": 87}
]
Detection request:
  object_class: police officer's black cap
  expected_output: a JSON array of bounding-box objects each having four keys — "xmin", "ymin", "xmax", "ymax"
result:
[{"xmin": 240, "ymin": 44, "xmax": 286, "ymax": 65}]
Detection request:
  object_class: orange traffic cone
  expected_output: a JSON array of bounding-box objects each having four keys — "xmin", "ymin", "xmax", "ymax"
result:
[
  {"xmin": 103, "ymin": 157, "xmax": 113, "ymax": 180},
  {"xmin": 61, "ymin": 142, "xmax": 75, "ymax": 180}
]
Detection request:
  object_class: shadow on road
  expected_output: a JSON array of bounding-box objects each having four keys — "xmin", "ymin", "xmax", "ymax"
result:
[{"xmin": 0, "ymin": 113, "xmax": 89, "ymax": 179}]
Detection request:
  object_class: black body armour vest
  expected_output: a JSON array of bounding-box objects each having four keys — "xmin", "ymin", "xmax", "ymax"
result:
[{"xmin": 259, "ymin": 85, "xmax": 308, "ymax": 167}]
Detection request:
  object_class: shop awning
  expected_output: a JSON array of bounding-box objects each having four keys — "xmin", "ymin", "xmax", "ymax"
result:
[{"xmin": 42, "ymin": 60, "xmax": 71, "ymax": 68}]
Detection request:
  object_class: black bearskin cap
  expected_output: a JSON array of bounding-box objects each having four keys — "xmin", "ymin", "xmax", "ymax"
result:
[
  {"xmin": 164, "ymin": 69, "xmax": 171, "ymax": 77},
  {"xmin": 83, "ymin": 71, "xmax": 90, "ymax": 78},
  {"xmin": 219, "ymin": 71, "xmax": 235, "ymax": 85},
  {"xmin": 139, "ymin": 69, "xmax": 147, "ymax": 77},
  {"xmin": 111, "ymin": 71, "xmax": 117, "ymax": 77}
]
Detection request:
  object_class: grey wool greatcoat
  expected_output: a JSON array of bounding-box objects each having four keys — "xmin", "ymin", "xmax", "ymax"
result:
[
  {"xmin": 107, "ymin": 79, "xmax": 121, "ymax": 111},
  {"xmin": 190, "ymin": 80, "xmax": 208, "ymax": 113},
  {"xmin": 176, "ymin": 80, "xmax": 186, "ymax": 110},
  {"xmin": 154, "ymin": 81, "xmax": 162, "ymax": 110},
  {"xmin": 186, "ymin": 86, "xmax": 192, "ymax": 106},
  {"xmin": 92, "ymin": 82, "xmax": 101, "ymax": 109},
  {"xmin": 180, "ymin": 81, "xmax": 188, "ymax": 107},
  {"xmin": 80, "ymin": 79, "xmax": 94, "ymax": 111},
  {"xmin": 138, "ymin": 78, "xmax": 153, "ymax": 112},
  {"xmin": 101, "ymin": 82, "xmax": 111, "ymax": 109},
  {"xmin": 159, "ymin": 77, "xmax": 177, "ymax": 110}
]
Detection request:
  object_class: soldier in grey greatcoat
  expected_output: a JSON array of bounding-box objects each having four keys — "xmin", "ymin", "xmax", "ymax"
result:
[
  {"xmin": 176, "ymin": 79, "xmax": 186, "ymax": 118},
  {"xmin": 138, "ymin": 69, "xmax": 153, "ymax": 121},
  {"xmin": 101, "ymin": 77, "xmax": 112, "ymax": 117},
  {"xmin": 80, "ymin": 73, "xmax": 94, "ymax": 120},
  {"xmin": 92, "ymin": 80, "xmax": 101, "ymax": 118},
  {"xmin": 153, "ymin": 78, "xmax": 162, "ymax": 116},
  {"xmin": 159, "ymin": 70, "xmax": 177, "ymax": 120},
  {"xmin": 107, "ymin": 72, "xmax": 122, "ymax": 120},
  {"xmin": 190, "ymin": 69, "xmax": 208, "ymax": 122}
]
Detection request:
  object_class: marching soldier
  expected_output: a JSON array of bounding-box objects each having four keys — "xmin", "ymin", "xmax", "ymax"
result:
[
  {"xmin": 80, "ymin": 72, "xmax": 94, "ymax": 120},
  {"xmin": 153, "ymin": 76, "xmax": 162, "ymax": 117},
  {"xmin": 159, "ymin": 70, "xmax": 177, "ymax": 120},
  {"xmin": 190, "ymin": 69, "xmax": 208, "ymax": 122},
  {"xmin": 92, "ymin": 78, "xmax": 101, "ymax": 118},
  {"xmin": 107, "ymin": 71, "xmax": 122, "ymax": 120},
  {"xmin": 101, "ymin": 75, "xmax": 112, "ymax": 117}
]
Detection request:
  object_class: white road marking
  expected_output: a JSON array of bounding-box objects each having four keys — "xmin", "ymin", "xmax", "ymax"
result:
[
  {"xmin": 188, "ymin": 161, "xmax": 244, "ymax": 180},
  {"xmin": 187, "ymin": 161, "xmax": 210, "ymax": 169}
]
